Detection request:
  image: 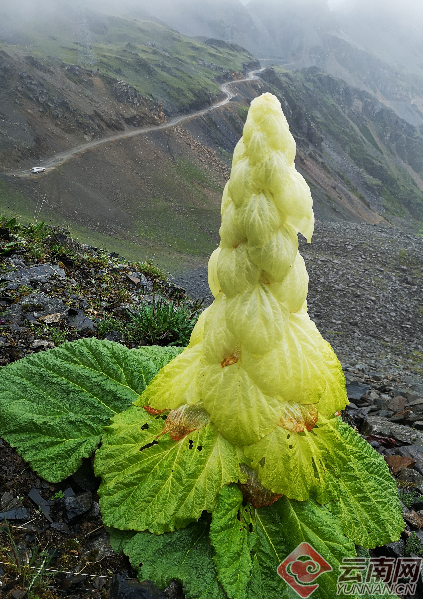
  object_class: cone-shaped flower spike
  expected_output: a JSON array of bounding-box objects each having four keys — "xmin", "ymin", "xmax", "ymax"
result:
[{"xmin": 138, "ymin": 92, "xmax": 348, "ymax": 499}]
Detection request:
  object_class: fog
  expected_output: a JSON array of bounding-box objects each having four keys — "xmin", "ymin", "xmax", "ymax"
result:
[
  {"xmin": 1, "ymin": 0, "xmax": 422, "ymax": 23},
  {"xmin": 0, "ymin": 0, "xmax": 421, "ymax": 66}
]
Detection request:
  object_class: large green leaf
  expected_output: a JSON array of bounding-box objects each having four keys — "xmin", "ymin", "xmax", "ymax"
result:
[
  {"xmin": 0, "ymin": 339, "xmax": 164, "ymax": 482},
  {"xmin": 251, "ymin": 497, "xmax": 355, "ymax": 599},
  {"xmin": 107, "ymin": 526, "xmax": 136, "ymax": 554},
  {"xmin": 134, "ymin": 345, "xmax": 184, "ymax": 371},
  {"xmin": 95, "ymin": 405, "xmax": 241, "ymax": 534},
  {"xmin": 242, "ymin": 415, "xmax": 346, "ymax": 500},
  {"xmin": 210, "ymin": 485, "xmax": 253, "ymax": 598},
  {"xmin": 121, "ymin": 519, "xmax": 225, "ymax": 599},
  {"xmin": 324, "ymin": 422, "xmax": 404, "ymax": 548},
  {"xmin": 244, "ymin": 416, "xmax": 403, "ymax": 549}
]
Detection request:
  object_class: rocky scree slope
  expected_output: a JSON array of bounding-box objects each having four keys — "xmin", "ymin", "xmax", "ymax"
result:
[{"xmin": 0, "ymin": 218, "xmax": 423, "ymax": 598}]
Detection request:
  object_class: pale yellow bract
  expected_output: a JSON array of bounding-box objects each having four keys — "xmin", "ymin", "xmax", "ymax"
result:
[{"xmin": 138, "ymin": 93, "xmax": 348, "ymax": 493}]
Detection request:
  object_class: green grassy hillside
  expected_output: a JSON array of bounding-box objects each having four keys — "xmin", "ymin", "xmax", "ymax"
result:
[{"xmin": 0, "ymin": 3, "xmax": 256, "ymax": 116}]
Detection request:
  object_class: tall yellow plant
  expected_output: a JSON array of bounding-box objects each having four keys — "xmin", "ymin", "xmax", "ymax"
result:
[{"xmin": 139, "ymin": 92, "xmax": 348, "ymax": 497}]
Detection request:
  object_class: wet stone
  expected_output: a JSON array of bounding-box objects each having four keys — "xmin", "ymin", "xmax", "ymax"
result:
[
  {"xmin": 397, "ymin": 467, "xmax": 423, "ymax": 489},
  {"xmin": 387, "ymin": 396, "xmax": 407, "ymax": 412},
  {"xmin": 362, "ymin": 416, "xmax": 423, "ymax": 445},
  {"xmin": 402, "ymin": 507, "xmax": 423, "ymax": 529},
  {"xmin": 66, "ymin": 309, "xmax": 95, "ymax": 331},
  {"xmin": 51, "ymin": 522, "xmax": 70, "ymax": 533},
  {"xmin": 11, "ymin": 589, "xmax": 26, "ymax": 599},
  {"xmin": 0, "ymin": 507, "xmax": 31, "ymax": 520},
  {"xmin": 0, "ymin": 264, "xmax": 66, "ymax": 288},
  {"xmin": 9, "ymin": 293, "xmax": 68, "ymax": 321},
  {"xmin": 384, "ymin": 455, "xmax": 416, "ymax": 474},
  {"xmin": 396, "ymin": 444, "xmax": 423, "ymax": 475},
  {"xmin": 86, "ymin": 532, "xmax": 115, "ymax": 560},
  {"xmin": 64, "ymin": 491, "xmax": 92, "ymax": 523},
  {"xmin": 58, "ymin": 573, "xmax": 87, "ymax": 592},
  {"xmin": 346, "ymin": 382, "xmax": 371, "ymax": 401},
  {"xmin": 383, "ymin": 539, "xmax": 406, "ymax": 558},
  {"xmin": 109, "ymin": 575, "xmax": 166, "ymax": 599}
]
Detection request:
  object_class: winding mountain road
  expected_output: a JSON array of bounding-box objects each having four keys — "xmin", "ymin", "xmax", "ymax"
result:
[{"xmin": 2, "ymin": 69, "xmax": 264, "ymax": 178}]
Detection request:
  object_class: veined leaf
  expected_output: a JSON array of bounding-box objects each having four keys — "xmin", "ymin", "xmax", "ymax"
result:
[
  {"xmin": 251, "ymin": 497, "xmax": 355, "ymax": 599},
  {"xmin": 134, "ymin": 345, "xmax": 184, "ymax": 371},
  {"xmin": 243, "ymin": 416, "xmax": 346, "ymax": 500},
  {"xmin": 245, "ymin": 416, "xmax": 403, "ymax": 549},
  {"xmin": 0, "ymin": 339, "xmax": 158, "ymax": 482},
  {"xmin": 107, "ymin": 527, "xmax": 135, "ymax": 554},
  {"xmin": 210, "ymin": 485, "xmax": 253, "ymax": 598},
  {"xmin": 95, "ymin": 405, "xmax": 241, "ymax": 534},
  {"xmin": 121, "ymin": 519, "xmax": 224, "ymax": 599},
  {"xmin": 324, "ymin": 421, "xmax": 404, "ymax": 548}
]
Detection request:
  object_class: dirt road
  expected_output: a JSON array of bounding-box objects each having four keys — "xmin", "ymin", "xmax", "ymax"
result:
[{"xmin": 2, "ymin": 70, "xmax": 263, "ymax": 178}]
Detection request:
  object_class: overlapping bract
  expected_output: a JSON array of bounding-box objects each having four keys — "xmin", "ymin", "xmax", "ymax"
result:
[{"xmin": 138, "ymin": 92, "xmax": 348, "ymax": 494}]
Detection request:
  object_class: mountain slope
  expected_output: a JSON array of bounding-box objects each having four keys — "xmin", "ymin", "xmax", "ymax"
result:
[
  {"xmin": 0, "ymin": 2, "xmax": 422, "ymax": 271},
  {"xmin": 0, "ymin": 2, "xmax": 257, "ymax": 167},
  {"xmin": 127, "ymin": 0, "xmax": 422, "ymax": 126},
  {"xmin": 261, "ymin": 67, "xmax": 422, "ymax": 224}
]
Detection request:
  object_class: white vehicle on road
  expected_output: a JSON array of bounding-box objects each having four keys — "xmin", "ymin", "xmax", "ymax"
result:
[{"xmin": 30, "ymin": 167, "xmax": 46, "ymax": 173}]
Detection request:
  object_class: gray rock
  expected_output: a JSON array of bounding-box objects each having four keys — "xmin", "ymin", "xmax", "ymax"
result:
[
  {"xmin": 51, "ymin": 522, "xmax": 70, "ymax": 533},
  {"xmin": 397, "ymin": 467, "xmax": 423, "ymax": 489},
  {"xmin": 378, "ymin": 410, "xmax": 394, "ymax": 418},
  {"xmin": 387, "ymin": 396, "xmax": 407, "ymax": 412},
  {"xmin": 0, "ymin": 508, "xmax": 31, "ymax": 520},
  {"xmin": 4, "ymin": 292, "xmax": 68, "ymax": 324},
  {"xmin": 0, "ymin": 491, "xmax": 21, "ymax": 511},
  {"xmin": 346, "ymin": 382, "xmax": 371, "ymax": 400},
  {"xmin": 28, "ymin": 487, "xmax": 52, "ymax": 523},
  {"xmin": 64, "ymin": 491, "xmax": 92, "ymax": 523},
  {"xmin": 1, "ymin": 264, "xmax": 66, "ymax": 288},
  {"xmin": 406, "ymin": 398, "xmax": 423, "ymax": 408},
  {"xmin": 67, "ymin": 309, "xmax": 95, "ymax": 331},
  {"xmin": 362, "ymin": 416, "xmax": 423, "ymax": 445},
  {"xmin": 85, "ymin": 532, "xmax": 114, "ymax": 560},
  {"xmin": 109, "ymin": 575, "xmax": 166, "ymax": 599},
  {"xmin": 383, "ymin": 539, "xmax": 405, "ymax": 558}
]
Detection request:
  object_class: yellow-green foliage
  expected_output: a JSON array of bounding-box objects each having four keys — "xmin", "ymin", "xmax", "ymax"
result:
[{"xmin": 138, "ymin": 93, "xmax": 348, "ymax": 495}]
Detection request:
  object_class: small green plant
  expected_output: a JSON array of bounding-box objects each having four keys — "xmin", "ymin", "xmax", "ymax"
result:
[
  {"xmin": 405, "ymin": 532, "xmax": 423, "ymax": 557},
  {"xmin": 50, "ymin": 490, "xmax": 65, "ymax": 500},
  {"xmin": 126, "ymin": 299, "xmax": 201, "ymax": 346},
  {"xmin": 134, "ymin": 260, "xmax": 167, "ymax": 281},
  {"xmin": 0, "ymin": 519, "xmax": 55, "ymax": 597},
  {"xmin": 97, "ymin": 317, "xmax": 127, "ymax": 339},
  {"xmin": 0, "ymin": 216, "xmax": 17, "ymax": 229},
  {"xmin": 0, "ymin": 95, "xmax": 404, "ymax": 599},
  {"xmin": 46, "ymin": 326, "xmax": 70, "ymax": 346},
  {"xmin": 237, "ymin": 105, "xmax": 249, "ymax": 123},
  {"xmin": 399, "ymin": 487, "xmax": 423, "ymax": 509}
]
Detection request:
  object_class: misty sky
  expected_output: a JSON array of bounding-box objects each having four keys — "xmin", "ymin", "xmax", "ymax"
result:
[{"xmin": 0, "ymin": 0, "xmax": 421, "ymax": 43}]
